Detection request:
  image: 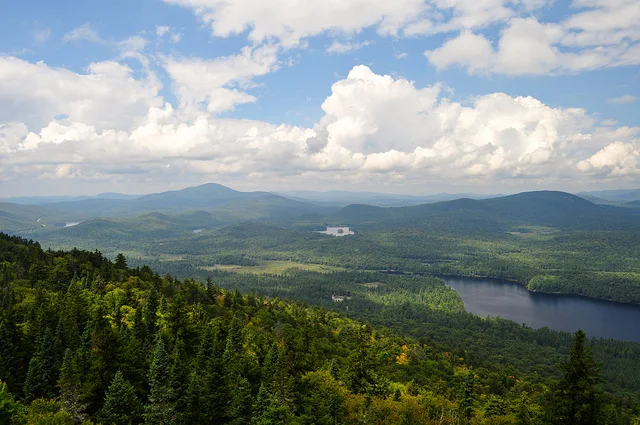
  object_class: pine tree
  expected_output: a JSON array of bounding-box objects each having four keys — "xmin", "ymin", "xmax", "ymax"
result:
[
  {"xmin": 100, "ymin": 371, "xmax": 142, "ymax": 425},
  {"xmin": 0, "ymin": 319, "xmax": 22, "ymax": 392},
  {"xmin": 229, "ymin": 377, "xmax": 253, "ymax": 425},
  {"xmin": 459, "ymin": 371, "xmax": 475, "ymax": 424},
  {"xmin": 23, "ymin": 329, "xmax": 57, "ymax": 402},
  {"xmin": 251, "ymin": 382, "xmax": 295, "ymax": 425},
  {"xmin": 549, "ymin": 330, "xmax": 603, "ymax": 425},
  {"xmin": 58, "ymin": 348, "xmax": 87, "ymax": 423},
  {"xmin": 144, "ymin": 339, "xmax": 174, "ymax": 424},
  {"xmin": 168, "ymin": 339, "xmax": 188, "ymax": 423},
  {"xmin": 144, "ymin": 288, "xmax": 159, "ymax": 338},
  {"xmin": 201, "ymin": 351, "xmax": 230, "ymax": 423},
  {"xmin": 115, "ymin": 253, "xmax": 128, "ymax": 270},
  {"xmin": 181, "ymin": 373, "xmax": 204, "ymax": 425}
]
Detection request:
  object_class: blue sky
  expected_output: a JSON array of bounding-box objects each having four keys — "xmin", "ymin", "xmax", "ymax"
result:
[{"xmin": 0, "ymin": 0, "xmax": 639, "ymax": 196}]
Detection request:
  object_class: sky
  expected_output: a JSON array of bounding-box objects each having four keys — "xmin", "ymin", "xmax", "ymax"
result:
[{"xmin": 0, "ymin": 0, "xmax": 639, "ymax": 196}]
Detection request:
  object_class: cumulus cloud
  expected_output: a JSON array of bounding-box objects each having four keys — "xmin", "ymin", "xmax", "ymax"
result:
[
  {"xmin": 161, "ymin": 0, "xmax": 429, "ymax": 46},
  {"xmin": 427, "ymin": 16, "xmax": 640, "ymax": 75},
  {"xmin": 0, "ymin": 57, "xmax": 162, "ymax": 131},
  {"xmin": 159, "ymin": 0, "xmax": 637, "ymax": 76},
  {"xmin": 2, "ymin": 58, "xmax": 638, "ymax": 193},
  {"xmin": 164, "ymin": 44, "xmax": 279, "ymax": 115}
]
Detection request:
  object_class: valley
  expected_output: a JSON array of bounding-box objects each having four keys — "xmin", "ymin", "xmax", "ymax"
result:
[{"xmin": 3, "ymin": 184, "xmax": 640, "ymax": 423}]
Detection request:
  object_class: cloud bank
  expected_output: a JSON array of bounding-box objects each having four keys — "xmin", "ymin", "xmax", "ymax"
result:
[{"xmin": 1, "ymin": 55, "xmax": 638, "ymax": 194}]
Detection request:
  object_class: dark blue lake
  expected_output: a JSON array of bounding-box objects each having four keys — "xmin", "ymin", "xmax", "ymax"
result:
[{"xmin": 443, "ymin": 276, "xmax": 640, "ymax": 342}]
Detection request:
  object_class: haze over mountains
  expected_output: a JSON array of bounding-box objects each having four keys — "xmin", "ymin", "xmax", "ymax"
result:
[
  {"xmin": 2, "ymin": 183, "xmax": 640, "ymax": 264},
  {"xmin": 2, "ymin": 183, "xmax": 640, "ymax": 237}
]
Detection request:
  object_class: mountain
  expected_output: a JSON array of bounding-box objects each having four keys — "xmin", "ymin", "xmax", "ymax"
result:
[
  {"xmin": 277, "ymin": 189, "xmax": 500, "ymax": 207},
  {"xmin": 45, "ymin": 183, "xmax": 327, "ymax": 218},
  {"xmin": 0, "ymin": 183, "xmax": 328, "ymax": 235},
  {"xmin": 579, "ymin": 188, "xmax": 640, "ymax": 203},
  {"xmin": 333, "ymin": 190, "xmax": 640, "ymax": 232},
  {"xmin": 0, "ymin": 192, "xmax": 139, "ymax": 205}
]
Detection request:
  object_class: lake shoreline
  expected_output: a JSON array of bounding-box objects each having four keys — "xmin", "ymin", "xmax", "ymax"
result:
[
  {"xmin": 375, "ymin": 268, "xmax": 640, "ymax": 307},
  {"xmin": 441, "ymin": 274, "xmax": 640, "ymax": 342}
]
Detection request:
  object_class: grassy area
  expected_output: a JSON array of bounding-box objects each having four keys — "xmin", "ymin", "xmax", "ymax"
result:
[{"xmin": 201, "ymin": 260, "xmax": 347, "ymax": 274}]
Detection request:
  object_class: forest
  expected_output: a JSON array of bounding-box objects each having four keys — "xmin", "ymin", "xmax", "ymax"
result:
[
  {"xmin": 5, "ymin": 187, "xmax": 640, "ymax": 304},
  {"xmin": 1, "ymin": 232, "xmax": 639, "ymax": 424}
]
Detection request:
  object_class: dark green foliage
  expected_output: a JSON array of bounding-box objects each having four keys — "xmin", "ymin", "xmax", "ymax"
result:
[
  {"xmin": 144, "ymin": 339, "xmax": 173, "ymax": 424},
  {"xmin": 0, "ymin": 380, "xmax": 24, "ymax": 424},
  {"xmin": 548, "ymin": 330, "xmax": 605, "ymax": 425},
  {"xmin": 58, "ymin": 348, "xmax": 87, "ymax": 423},
  {"xmin": 0, "ymin": 232, "xmax": 638, "ymax": 425},
  {"xmin": 23, "ymin": 329, "xmax": 57, "ymax": 402},
  {"xmin": 100, "ymin": 371, "xmax": 142, "ymax": 425}
]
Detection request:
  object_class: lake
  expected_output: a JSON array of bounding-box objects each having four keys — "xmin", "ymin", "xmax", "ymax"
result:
[{"xmin": 443, "ymin": 276, "xmax": 640, "ymax": 342}]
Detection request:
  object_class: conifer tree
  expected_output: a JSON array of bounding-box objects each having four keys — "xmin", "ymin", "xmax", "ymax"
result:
[
  {"xmin": 58, "ymin": 348, "xmax": 86, "ymax": 423},
  {"xmin": 144, "ymin": 339, "xmax": 174, "ymax": 424},
  {"xmin": 549, "ymin": 330, "xmax": 604, "ymax": 425},
  {"xmin": 459, "ymin": 371, "xmax": 475, "ymax": 424},
  {"xmin": 168, "ymin": 339, "xmax": 188, "ymax": 422},
  {"xmin": 0, "ymin": 319, "xmax": 22, "ymax": 392},
  {"xmin": 201, "ymin": 350, "xmax": 230, "ymax": 423},
  {"xmin": 23, "ymin": 329, "xmax": 57, "ymax": 402},
  {"xmin": 100, "ymin": 371, "xmax": 142, "ymax": 425}
]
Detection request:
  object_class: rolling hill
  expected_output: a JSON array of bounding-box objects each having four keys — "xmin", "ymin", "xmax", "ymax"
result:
[
  {"xmin": 0, "ymin": 183, "xmax": 330, "ymax": 236},
  {"xmin": 332, "ymin": 191, "xmax": 640, "ymax": 232}
]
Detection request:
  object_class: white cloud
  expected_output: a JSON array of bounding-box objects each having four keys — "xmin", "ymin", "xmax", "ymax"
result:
[
  {"xmin": 0, "ymin": 56, "xmax": 162, "ymax": 131},
  {"xmin": 156, "ymin": 25, "xmax": 182, "ymax": 43},
  {"xmin": 427, "ymin": 17, "xmax": 640, "ymax": 75},
  {"xmin": 158, "ymin": 0, "xmax": 638, "ymax": 76},
  {"xmin": 396, "ymin": 52, "xmax": 409, "ymax": 59},
  {"xmin": 161, "ymin": 0, "xmax": 428, "ymax": 46},
  {"xmin": 562, "ymin": 0, "xmax": 640, "ymax": 47},
  {"xmin": 326, "ymin": 40, "xmax": 372, "ymax": 54},
  {"xmin": 164, "ymin": 44, "xmax": 279, "ymax": 115},
  {"xmin": 426, "ymin": 30, "xmax": 494, "ymax": 74},
  {"xmin": 4, "ymin": 61, "xmax": 638, "ymax": 193},
  {"xmin": 63, "ymin": 24, "xmax": 101, "ymax": 43},
  {"xmin": 156, "ymin": 26, "xmax": 171, "ymax": 37},
  {"xmin": 608, "ymin": 95, "xmax": 638, "ymax": 104}
]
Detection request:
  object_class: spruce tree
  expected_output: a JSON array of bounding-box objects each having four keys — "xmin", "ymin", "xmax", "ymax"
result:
[
  {"xmin": 100, "ymin": 371, "xmax": 142, "ymax": 425},
  {"xmin": 459, "ymin": 371, "xmax": 475, "ymax": 424},
  {"xmin": 168, "ymin": 339, "xmax": 188, "ymax": 423},
  {"xmin": 58, "ymin": 348, "xmax": 86, "ymax": 423},
  {"xmin": 23, "ymin": 329, "xmax": 56, "ymax": 402},
  {"xmin": 0, "ymin": 319, "xmax": 22, "ymax": 392},
  {"xmin": 144, "ymin": 339, "xmax": 174, "ymax": 424},
  {"xmin": 550, "ymin": 330, "xmax": 603, "ymax": 425}
]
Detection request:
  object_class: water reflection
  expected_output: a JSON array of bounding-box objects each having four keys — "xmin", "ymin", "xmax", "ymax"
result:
[{"xmin": 444, "ymin": 276, "xmax": 640, "ymax": 342}]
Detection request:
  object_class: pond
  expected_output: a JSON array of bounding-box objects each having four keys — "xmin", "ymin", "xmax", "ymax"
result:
[{"xmin": 443, "ymin": 276, "xmax": 640, "ymax": 342}]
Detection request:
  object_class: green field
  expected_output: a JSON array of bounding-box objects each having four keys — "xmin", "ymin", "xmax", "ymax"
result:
[{"xmin": 202, "ymin": 260, "xmax": 346, "ymax": 274}]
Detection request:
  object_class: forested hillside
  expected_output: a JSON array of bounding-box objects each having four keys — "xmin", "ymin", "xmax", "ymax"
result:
[
  {"xmin": 1, "ymin": 233, "xmax": 638, "ymax": 424},
  {"xmin": 11, "ymin": 188, "xmax": 640, "ymax": 304}
]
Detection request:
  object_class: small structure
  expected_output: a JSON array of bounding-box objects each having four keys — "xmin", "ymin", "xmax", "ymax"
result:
[
  {"xmin": 316, "ymin": 226, "xmax": 355, "ymax": 237},
  {"xmin": 332, "ymin": 294, "xmax": 351, "ymax": 302}
]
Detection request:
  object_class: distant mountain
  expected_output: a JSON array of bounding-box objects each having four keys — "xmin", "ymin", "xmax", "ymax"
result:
[
  {"xmin": 277, "ymin": 189, "xmax": 500, "ymax": 207},
  {"xmin": 333, "ymin": 191, "xmax": 640, "ymax": 233},
  {"xmin": 0, "ymin": 183, "xmax": 329, "ymax": 235},
  {"xmin": 579, "ymin": 189, "xmax": 640, "ymax": 203},
  {"xmin": 0, "ymin": 192, "xmax": 139, "ymax": 205}
]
